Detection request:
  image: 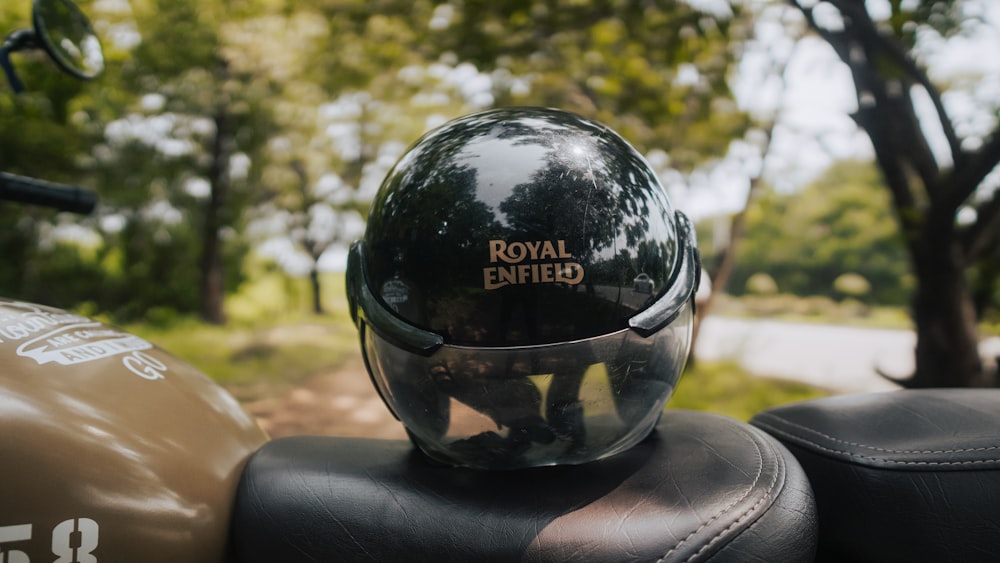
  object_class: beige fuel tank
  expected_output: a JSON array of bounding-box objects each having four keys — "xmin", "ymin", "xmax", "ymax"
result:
[{"xmin": 0, "ymin": 298, "xmax": 267, "ymax": 562}]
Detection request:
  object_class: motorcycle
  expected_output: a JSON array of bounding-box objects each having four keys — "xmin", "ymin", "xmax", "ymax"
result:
[
  {"xmin": 1, "ymin": 2, "xmax": 267, "ymax": 562},
  {"xmin": 4, "ymin": 2, "xmax": 1000, "ymax": 562}
]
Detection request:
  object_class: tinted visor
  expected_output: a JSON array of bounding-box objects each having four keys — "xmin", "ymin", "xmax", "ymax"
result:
[{"xmin": 360, "ymin": 301, "xmax": 693, "ymax": 469}]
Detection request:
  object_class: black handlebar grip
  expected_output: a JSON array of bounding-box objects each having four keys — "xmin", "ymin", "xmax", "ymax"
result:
[{"xmin": 0, "ymin": 171, "xmax": 97, "ymax": 215}]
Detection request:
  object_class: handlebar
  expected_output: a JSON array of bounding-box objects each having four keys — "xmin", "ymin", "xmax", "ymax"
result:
[{"xmin": 0, "ymin": 171, "xmax": 96, "ymax": 214}]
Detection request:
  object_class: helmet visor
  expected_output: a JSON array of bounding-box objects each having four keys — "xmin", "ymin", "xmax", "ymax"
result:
[{"xmin": 361, "ymin": 300, "xmax": 693, "ymax": 470}]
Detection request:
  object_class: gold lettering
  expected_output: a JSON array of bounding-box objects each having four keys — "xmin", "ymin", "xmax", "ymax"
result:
[
  {"xmin": 539, "ymin": 241, "xmax": 557, "ymax": 260},
  {"xmin": 489, "ymin": 240, "xmax": 505, "ymax": 263},
  {"xmin": 483, "ymin": 268, "xmax": 506, "ymax": 290},
  {"xmin": 524, "ymin": 241, "xmax": 541, "ymax": 260},
  {"xmin": 517, "ymin": 264, "xmax": 531, "ymax": 283},
  {"xmin": 499, "ymin": 266, "xmax": 516, "ymax": 286},
  {"xmin": 483, "ymin": 261, "xmax": 585, "ymax": 289},
  {"xmin": 557, "ymin": 240, "xmax": 572, "ymax": 258},
  {"xmin": 556, "ymin": 262, "xmax": 585, "ymax": 285},
  {"xmin": 483, "ymin": 240, "xmax": 584, "ymax": 289},
  {"xmin": 539, "ymin": 263, "xmax": 554, "ymax": 282},
  {"xmin": 507, "ymin": 242, "xmax": 527, "ymax": 262}
]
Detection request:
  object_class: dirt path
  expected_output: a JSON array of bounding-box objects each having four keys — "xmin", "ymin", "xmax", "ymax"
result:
[{"xmin": 239, "ymin": 355, "xmax": 408, "ymax": 440}]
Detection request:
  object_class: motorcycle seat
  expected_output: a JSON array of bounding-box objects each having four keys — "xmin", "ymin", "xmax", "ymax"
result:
[
  {"xmin": 751, "ymin": 388, "xmax": 1000, "ymax": 562},
  {"xmin": 231, "ymin": 410, "xmax": 817, "ymax": 562}
]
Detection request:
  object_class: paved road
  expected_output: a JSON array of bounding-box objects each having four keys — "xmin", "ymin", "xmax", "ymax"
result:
[{"xmin": 695, "ymin": 317, "xmax": 911, "ymax": 392}]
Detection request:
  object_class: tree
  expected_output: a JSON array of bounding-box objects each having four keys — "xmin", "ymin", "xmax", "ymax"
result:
[
  {"xmin": 425, "ymin": 0, "xmax": 749, "ymax": 170},
  {"xmin": 689, "ymin": 1, "xmax": 806, "ymax": 361},
  {"xmin": 4, "ymin": 0, "xmax": 758, "ymax": 327},
  {"xmin": 791, "ymin": 0, "xmax": 1000, "ymax": 387},
  {"xmin": 245, "ymin": 2, "xmax": 503, "ymax": 312},
  {"xmin": 723, "ymin": 160, "xmax": 911, "ymax": 305},
  {"xmin": 98, "ymin": 0, "xmax": 277, "ymax": 323},
  {"xmin": 0, "ymin": 1, "xmax": 103, "ymax": 308}
]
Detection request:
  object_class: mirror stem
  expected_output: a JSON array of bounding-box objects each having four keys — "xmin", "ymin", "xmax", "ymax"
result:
[
  {"xmin": 0, "ymin": 50, "xmax": 24, "ymax": 93},
  {"xmin": 1, "ymin": 30, "xmax": 37, "ymax": 93}
]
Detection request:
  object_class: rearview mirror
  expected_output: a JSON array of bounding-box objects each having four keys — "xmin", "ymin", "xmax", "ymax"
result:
[
  {"xmin": 32, "ymin": 0, "xmax": 104, "ymax": 79},
  {"xmin": 1, "ymin": 0, "xmax": 103, "ymax": 92}
]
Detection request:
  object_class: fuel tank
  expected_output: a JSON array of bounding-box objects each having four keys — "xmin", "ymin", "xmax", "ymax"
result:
[{"xmin": 0, "ymin": 298, "xmax": 267, "ymax": 562}]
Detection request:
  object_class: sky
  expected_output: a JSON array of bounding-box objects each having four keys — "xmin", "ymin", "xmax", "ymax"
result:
[{"xmin": 677, "ymin": 0, "xmax": 1000, "ymax": 221}]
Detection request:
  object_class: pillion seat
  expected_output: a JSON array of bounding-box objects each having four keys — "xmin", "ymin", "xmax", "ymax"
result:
[
  {"xmin": 751, "ymin": 388, "xmax": 1000, "ymax": 562},
  {"xmin": 231, "ymin": 410, "xmax": 817, "ymax": 562}
]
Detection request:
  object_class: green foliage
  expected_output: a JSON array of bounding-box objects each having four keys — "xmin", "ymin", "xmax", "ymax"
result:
[
  {"xmin": 427, "ymin": 0, "xmax": 749, "ymax": 170},
  {"xmin": 128, "ymin": 315, "xmax": 358, "ymax": 389},
  {"xmin": 225, "ymin": 263, "xmax": 353, "ymax": 325},
  {"xmin": 3, "ymin": 0, "xmax": 750, "ymax": 326},
  {"xmin": 15, "ymin": 240, "xmax": 106, "ymax": 310},
  {"xmin": 673, "ymin": 361, "xmax": 829, "ymax": 421},
  {"xmin": 745, "ymin": 272, "xmax": 779, "ymax": 295},
  {"xmin": 720, "ymin": 160, "xmax": 912, "ymax": 305},
  {"xmin": 834, "ymin": 272, "xmax": 872, "ymax": 298},
  {"xmin": 713, "ymin": 294, "xmax": 911, "ymax": 328},
  {"xmin": 129, "ymin": 270, "xmax": 356, "ymax": 389}
]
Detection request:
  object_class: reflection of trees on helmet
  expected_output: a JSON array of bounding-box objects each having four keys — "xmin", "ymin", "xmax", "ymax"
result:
[
  {"xmin": 364, "ymin": 108, "xmax": 682, "ymax": 347},
  {"xmin": 349, "ymin": 107, "xmax": 699, "ymax": 470}
]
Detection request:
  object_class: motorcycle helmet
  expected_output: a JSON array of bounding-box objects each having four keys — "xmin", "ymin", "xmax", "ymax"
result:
[{"xmin": 347, "ymin": 107, "xmax": 699, "ymax": 470}]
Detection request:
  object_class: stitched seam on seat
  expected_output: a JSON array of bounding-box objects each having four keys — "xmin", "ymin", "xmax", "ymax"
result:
[
  {"xmin": 683, "ymin": 430, "xmax": 781, "ymax": 562},
  {"xmin": 656, "ymin": 425, "xmax": 773, "ymax": 563},
  {"xmin": 685, "ymin": 460, "xmax": 779, "ymax": 563},
  {"xmin": 754, "ymin": 412, "xmax": 1000, "ymax": 455},
  {"xmin": 754, "ymin": 419, "xmax": 1000, "ymax": 466}
]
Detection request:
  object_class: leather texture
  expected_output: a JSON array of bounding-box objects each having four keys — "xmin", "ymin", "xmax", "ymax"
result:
[
  {"xmin": 231, "ymin": 410, "xmax": 816, "ymax": 562},
  {"xmin": 751, "ymin": 389, "xmax": 1000, "ymax": 562}
]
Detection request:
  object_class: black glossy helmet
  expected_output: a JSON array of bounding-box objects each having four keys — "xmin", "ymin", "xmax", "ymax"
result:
[{"xmin": 347, "ymin": 107, "xmax": 699, "ymax": 470}]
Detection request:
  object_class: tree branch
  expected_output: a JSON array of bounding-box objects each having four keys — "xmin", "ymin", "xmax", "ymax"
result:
[
  {"xmin": 823, "ymin": 0, "xmax": 962, "ymax": 166},
  {"xmin": 959, "ymin": 133, "xmax": 1000, "ymax": 261},
  {"xmin": 949, "ymin": 131, "xmax": 1000, "ymax": 214},
  {"xmin": 792, "ymin": 0, "xmax": 966, "ymax": 242},
  {"xmin": 964, "ymin": 190, "xmax": 1000, "ymax": 263},
  {"xmin": 794, "ymin": 5, "xmax": 919, "ymax": 224},
  {"xmin": 806, "ymin": 1, "xmax": 959, "ymax": 176}
]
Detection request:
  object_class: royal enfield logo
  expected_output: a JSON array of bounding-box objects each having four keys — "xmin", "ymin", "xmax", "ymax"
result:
[{"xmin": 483, "ymin": 239, "xmax": 585, "ymax": 290}]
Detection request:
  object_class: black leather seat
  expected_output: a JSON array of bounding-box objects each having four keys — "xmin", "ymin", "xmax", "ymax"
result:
[
  {"xmin": 751, "ymin": 389, "xmax": 1000, "ymax": 562},
  {"xmin": 231, "ymin": 410, "xmax": 817, "ymax": 562}
]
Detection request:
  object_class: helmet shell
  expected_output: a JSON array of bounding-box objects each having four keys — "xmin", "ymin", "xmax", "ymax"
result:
[
  {"xmin": 350, "ymin": 108, "xmax": 699, "ymax": 470},
  {"xmin": 0, "ymin": 298, "xmax": 266, "ymax": 562},
  {"xmin": 362, "ymin": 107, "xmax": 681, "ymax": 347}
]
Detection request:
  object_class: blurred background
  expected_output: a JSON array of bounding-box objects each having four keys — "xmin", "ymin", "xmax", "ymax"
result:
[{"xmin": 3, "ymin": 0, "xmax": 999, "ymax": 436}]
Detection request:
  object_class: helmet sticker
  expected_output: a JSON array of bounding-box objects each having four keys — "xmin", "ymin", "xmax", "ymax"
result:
[
  {"xmin": 483, "ymin": 239, "xmax": 584, "ymax": 290},
  {"xmin": 381, "ymin": 278, "xmax": 411, "ymax": 312}
]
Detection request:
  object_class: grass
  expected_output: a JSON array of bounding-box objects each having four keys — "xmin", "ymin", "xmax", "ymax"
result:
[
  {"xmin": 711, "ymin": 294, "xmax": 914, "ymax": 331},
  {"xmin": 125, "ymin": 270, "xmax": 360, "ymax": 399},
  {"xmin": 673, "ymin": 360, "xmax": 831, "ymax": 421},
  {"xmin": 128, "ymin": 316, "xmax": 358, "ymax": 390}
]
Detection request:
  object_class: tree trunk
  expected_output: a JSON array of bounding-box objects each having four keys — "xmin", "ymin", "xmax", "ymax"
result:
[
  {"xmin": 309, "ymin": 265, "xmax": 324, "ymax": 315},
  {"xmin": 905, "ymin": 233, "xmax": 986, "ymax": 387},
  {"xmin": 687, "ymin": 25, "xmax": 797, "ymax": 366},
  {"xmin": 689, "ymin": 212, "xmax": 744, "ymax": 366},
  {"xmin": 199, "ymin": 110, "xmax": 229, "ymax": 325}
]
